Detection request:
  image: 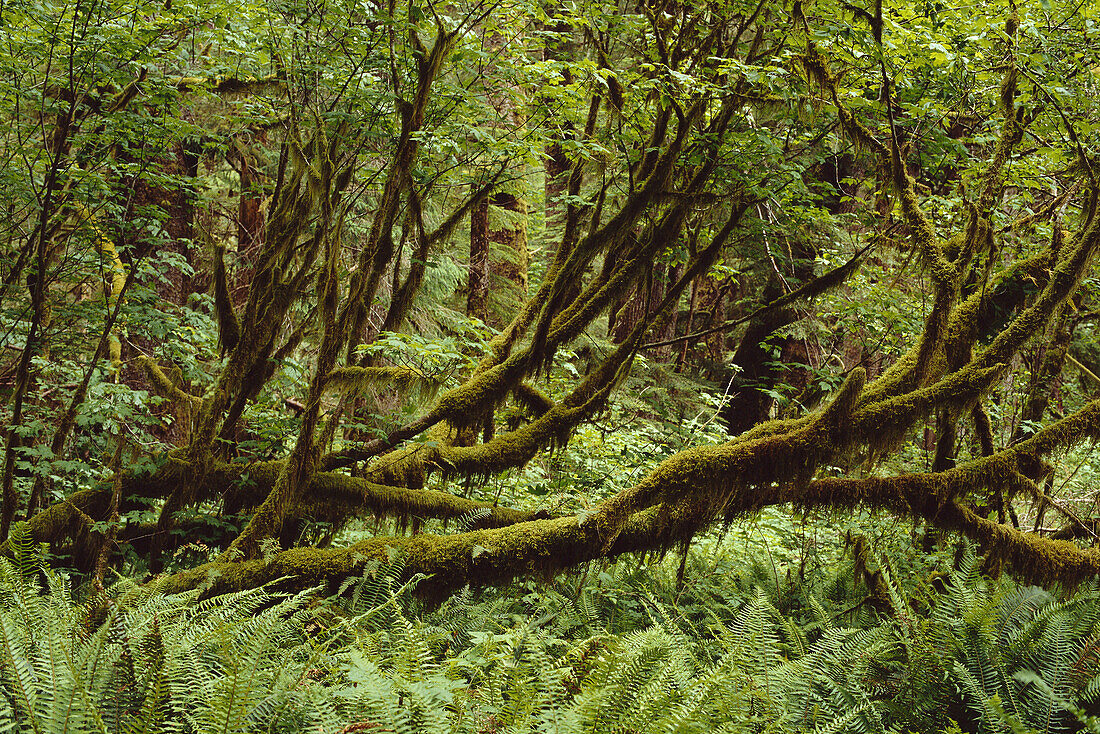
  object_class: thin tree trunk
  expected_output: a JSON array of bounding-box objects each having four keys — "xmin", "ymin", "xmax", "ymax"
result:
[{"xmin": 468, "ymin": 192, "xmax": 490, "ymax": 321}]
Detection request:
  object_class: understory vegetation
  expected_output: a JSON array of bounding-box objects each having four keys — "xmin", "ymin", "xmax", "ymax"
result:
[{"xmin": 7, "ymin": 519, "xmax": 1100, "ymax": 733}]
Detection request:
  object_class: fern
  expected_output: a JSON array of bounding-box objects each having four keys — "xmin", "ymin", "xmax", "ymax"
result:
[{"xmin": 7, "ymin": 534, "xmax": 1100, "ymax": 734}]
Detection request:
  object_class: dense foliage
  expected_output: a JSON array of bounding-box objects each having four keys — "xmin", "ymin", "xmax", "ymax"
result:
[
  {"xmin": 5, "ymin": 0, "xmax": 1100, "ymax": 727},
  {"xmin": 7, "ymin": 522, "xmax": 1100, "ymax": 733}
]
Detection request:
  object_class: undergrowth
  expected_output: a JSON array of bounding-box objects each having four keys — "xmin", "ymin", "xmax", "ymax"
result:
[{"xmin": 4, "ymin": 520, "xmax": 1100, "ymax": 733}]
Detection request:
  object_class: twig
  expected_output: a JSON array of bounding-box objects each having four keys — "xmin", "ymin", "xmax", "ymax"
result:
[{"xmin": 643, "ymin": 240, "xmax": 875, "ymax": 349}]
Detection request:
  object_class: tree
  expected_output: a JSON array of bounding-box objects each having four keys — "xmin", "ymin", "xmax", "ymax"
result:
[{"xmin": 3, "ymin": 0, "xmax": 1100, "ymax": 601}]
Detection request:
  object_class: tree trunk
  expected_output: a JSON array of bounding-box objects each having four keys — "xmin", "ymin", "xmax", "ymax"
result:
[{"xmin": 468, "ymin": 192, "xmax": 491, "ymax": 322}]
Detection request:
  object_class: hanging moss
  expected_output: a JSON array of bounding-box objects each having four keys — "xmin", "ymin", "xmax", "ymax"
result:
[
  {"xmin": 855, "ymin": 364, "xmax": 1002, "ymax": 458},
  {"xmin": 161, "ymin": 394, "xmax": 1100, "ymax": 600},
  {"xmin": 363, "ymin": 443, "xmax": 431, "ymax": 489},
  {"xmin": 435, "ymin": 404, "xmax": 585, "ymax": 482},
  {"xmin": 23, "ymin": 31, "xmax": 1100, "ymax": 597},
  {"xmin": 36, "ymin": 390, "xmax": 1100, "ymax": 598},
  {"xmin": 590, "ymin": 369, "xmax": 867, "ymax": 550},
  {"xmin": 431, "ymin": 355, "xmax": 529, "ymax": 431},
  {"xmin": 137, "ymin": 356, "xmax": 203, "ymax": 408},
  {"xmin": 804, "ymin": 472, "xmax": 1100, "ymax": 591},
  {"xmin": 324, "ymin": 365, "xmax": 439, "ymax": 401},
  {"xmin": 366, "ymin": 311, "xmax": 648, "ymax": 490},
  {"xmin": 785, "ymin": 400, "xmax": 1100, "ymax": 588},
  {"xmin": 510, "ymin": 382, "xmax": 554, "ymax": 418},
  {"xmin": 294, "ymin": 471, "xmax": 545, "ymax": 529}
]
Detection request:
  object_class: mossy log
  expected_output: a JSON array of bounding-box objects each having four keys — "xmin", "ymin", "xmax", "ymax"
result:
[
  {"xmin": 158, "ymin": 506, "xmax": 674, "ymax": 601},
  {"xmin": 156, "ymin": 395, "xmax": 1100, "ymax": 599}
]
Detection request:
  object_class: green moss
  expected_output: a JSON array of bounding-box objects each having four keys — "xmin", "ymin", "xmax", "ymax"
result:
[
  {"xmin": 324, "ymin": 365, "xmax": 439, "ymax": 401},
  {"xmin": 0, "ymin": 485, "xmax": 109, "ymax": 559},
  {"xmin": 154, "ymin": 389, "xmax": 1100, "ymax": 598},
  {"xmin": 299, "ymin": 471, "xmax": 543, "ymax": 528},
  {"xmin": 213, "ymin": 242, "xmax": 240, "ymax": 354},
  {"xmin": 432, "ymin": 354, "xmax": 529, "ymax": 430},
  {"xmin": 436, "ymin": 403, "xmax": 583, "ymax": 481},
  {"xmin": 160, "ymin": 506, "xmax": 675, "ymax": 602},
  {"xmin": 137, "ymin": 356, "xmax": 203, "ymax": 408},
  {"xmin": 363, "ymin": 444, "xmax": 430, "ymax": 489},
  {"xmin": 510, "ymin": 383, "xmax": 554, "ymax": 418},
  {"xmin": 897, "ymin": 177, "xmax": 956, "ymax": 288},
  {"xmin": 590, "ymin": 370, "xmax": 869, "ymax": 550}
]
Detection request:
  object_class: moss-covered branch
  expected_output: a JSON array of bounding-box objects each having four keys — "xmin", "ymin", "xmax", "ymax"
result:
[
  {"xmin": 172, "ymin": 74, "xmax": 286, "ymax": 96},
  {"xmin": 5, "ymin": 456, "xmax": 546, "ymax": 561},
  {"xmin": 324, "ymin": 366, "xmax": 439, "ymax": 399},
  {"xmin": 218, "ymin": 461, "xmax": 547, "ymax": 529},
  {"xmin": 589, "ymin": 367, "xmax": 868, "ymax": 547},
  {"xmin": 158, "ymin": 395, "xmax": 1100, "ymax": 599},
  {"xmin": 137, "ymin": 356, "xmax": 203, "ymax": 408},
  {"xmin": 212, "ymin": 242, "xmax": 240, "ymax": 354},
  {"xmin": 158, "ymin": 504, "xmax": 671, "ymax": 601}
]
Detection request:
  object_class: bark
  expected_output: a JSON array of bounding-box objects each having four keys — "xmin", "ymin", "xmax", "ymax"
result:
[
  {"xmin": 467, "ymin": 192, "xmax": 490, "ymax": 321},
  {"xmin": 11, "ymin": 193, "xmax": 744, "ymax": 568},
  {"xmin": 610, "ymin": 262, "xmax": 679, "ymax": 350},
  {"xmin": 694, "ymin": 273, "xmax": 733, "ymax": 365},
  {"xmin": 721, "ymin": 234, "xmax": 817, "ymax": 434},
  {"xmin": 718, "ymin": 280, "xmax": 790, "ymax": 434},
  {"xmin": 488, "ymin": 192, "xmax": 528, "ymax": 303},
  {"xmin": 235, "ymin": 140, "xmax": 266, "ymax": 271},
  {"xmin": 466, "ymin": 14, "xmax": 529, "ymax": 328},
  {"xmin": 0, "ymin": 250, "xmax": 47, "ymax": 539}
]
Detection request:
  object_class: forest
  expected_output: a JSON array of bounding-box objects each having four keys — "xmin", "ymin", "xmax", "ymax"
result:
[{"xmin": 4, "ymin": 0, "xmax": 1100, "ymax": 730}]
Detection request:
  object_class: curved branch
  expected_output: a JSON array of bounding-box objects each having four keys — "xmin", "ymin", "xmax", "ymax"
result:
[
  {"xmin": 159, "ymin": 396, "xmax": 1100, "ymax": 599},
  {"xmin": 137, "ymin": 356, "xmax": 203, "ymax": 408},
  {"xmin": 642, "ymin": 238, "xmax": 874, "ymax": 349}
]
